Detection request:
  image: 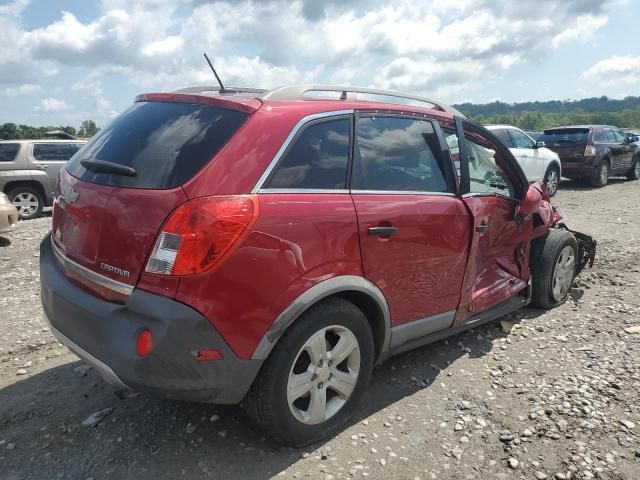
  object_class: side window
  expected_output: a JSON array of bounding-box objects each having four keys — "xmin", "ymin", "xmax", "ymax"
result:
[
  {"xmin": 352, "ymin": 116, "xmax": 451, "ymax": 193},
  {"xmin": 493, "ymin": 129, "xmax": 513, "ymax": 148},
  {"xmin": 593, "ymin": 129, "xmax": 606, "ymax": 143},
  {"xmin": 266, "ymin": 118, "xmax": 350, "ymax": 190},
  {"xmin": 602, "ymin": 129, "xmax": 614, "ymax": 142},
  {"xmin": 465, "ymin": 132, "xmax": 515, "ymax": 198},
  {"xmin": 509, "ymin": 129, "xmax": 534, "ymax": 149},
  {"xmin": 33, "ymin": 143, "xmax": 81, "ymax": 161},
  {"xmin": 612, "ymin": 130, "xmax": 626, "ymax": 143},
  {"xmin": 0, "ymin": 143, "xmax": 20, "ymax": 162}
]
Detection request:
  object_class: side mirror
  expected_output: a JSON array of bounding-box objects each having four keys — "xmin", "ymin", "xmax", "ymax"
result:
[
  {"xmin": 536, "ymin": 141, "xmax": 545, "ymax": 148},
  {"xmin": 518, "ymin": 184, "xmax": 543, "ymax": 216},
  {"xmin": 634, "ymin": 136, "xmax": 639, "ymax": 142}
]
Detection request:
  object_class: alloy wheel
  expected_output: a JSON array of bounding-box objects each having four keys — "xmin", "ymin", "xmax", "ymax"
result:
[
  {"xmin": 287, "ymin": 325, "xmax": 361, "ymax": 425},
  {"xmin": 12, "ymin": 192, "xmax": 40, "ymax": 217},
  {"xmin": 599, "ymin": 162, "xmax": 609, "ymax": 186},
  {"xmin": 545, "ymin": 169, "xmax": 559, "ymax": 196},
  {"xmin": 551, "ymin": 245, "xmax": 575, "ymax": 302}
]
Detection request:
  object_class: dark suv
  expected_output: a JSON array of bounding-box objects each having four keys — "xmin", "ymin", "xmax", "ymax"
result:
[
  {"xmin": 40, "ymin": 85, "xmax": 596, "ymax": 446},
  {"xmin": 538, "ymin": 125, "xmax": 640, "ymax": 187}
]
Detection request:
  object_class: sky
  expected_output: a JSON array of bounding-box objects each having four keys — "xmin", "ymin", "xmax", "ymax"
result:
[{"xmin": 0, "ymin": 0, "xmax": 638, "ymax": 128}]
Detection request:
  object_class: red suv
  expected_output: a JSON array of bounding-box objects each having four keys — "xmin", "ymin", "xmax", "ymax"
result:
[{"xmin": 40, "ymin": 85, "xmax": 596, "ymax": 446}]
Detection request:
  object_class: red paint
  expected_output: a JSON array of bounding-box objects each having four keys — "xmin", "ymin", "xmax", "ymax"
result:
[
  {"xmin": 352, "ymin": 194, "xmax": 470, "ymax": 325},
  {"xmin": 53, "ymin": 91, "xmax": 563, "ymax": 359},
  {"xmin": 136, "ymin": 329, "xmax": 153, "ymax": 357}
]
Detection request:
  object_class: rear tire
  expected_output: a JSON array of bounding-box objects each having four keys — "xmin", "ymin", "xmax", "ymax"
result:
[
  {"xmin": 543, "ymin": 165, "xmax": 560, "ymax": 196},
  {"xmin": 530, "ymin": 229, "xmax": 578, "ymax": 309},
  {"xmin": 8, "ymin": 186, "xmax": 44, "ymax": 220},
  {"xmin": 627, "ymin": 158, "xmax": 640, "ymax": 180},
  {"xmin": 591, "ymin": 160, "xmax": 609, "ymax": 187},
  {"xmin": 244, "ymin": 297, "xmax": 374, "ymax": 447}
]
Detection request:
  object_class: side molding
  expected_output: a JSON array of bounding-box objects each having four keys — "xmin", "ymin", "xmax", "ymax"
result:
[
  {"xmin": 251, "ymin": 275, "xmax": 391, "ymax": 360},
  {"xmin": 388, "ymin": 310, "xmax": 455, "ymax": 349}
]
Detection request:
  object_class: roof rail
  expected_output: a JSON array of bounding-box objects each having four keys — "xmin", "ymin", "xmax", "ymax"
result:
[
  {"xmin": 259, "ymin": 84, "xmax": 464, "ymax": 117},
  {"xmin": 174, "ymin": 85, "xmax": 267, "ymax": 95}
]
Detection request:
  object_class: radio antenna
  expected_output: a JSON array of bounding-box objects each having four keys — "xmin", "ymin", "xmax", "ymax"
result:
[{"xmin": 203, "ymin": 53, "xmax": 235, "ymax": 94}]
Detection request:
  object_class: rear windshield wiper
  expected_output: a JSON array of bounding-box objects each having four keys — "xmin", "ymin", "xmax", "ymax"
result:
[{"xmin": 80, "ymin": 159, "xmax": 137, "ymax": 177}]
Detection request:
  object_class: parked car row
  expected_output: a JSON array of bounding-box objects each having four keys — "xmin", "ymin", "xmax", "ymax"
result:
[{"xmin": 488, "ymin": 123, "xmax": 640, "ymax": 191}]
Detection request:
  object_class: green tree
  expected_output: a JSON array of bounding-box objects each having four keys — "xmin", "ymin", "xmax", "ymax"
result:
[{"xmin": 78, "ymin": 120, "xmax": 99, "ymax": 137}]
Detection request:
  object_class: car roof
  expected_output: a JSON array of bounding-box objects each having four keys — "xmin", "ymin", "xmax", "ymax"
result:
[
  {"xmin": 139, "ymin": 84, "xmax": 464, "ymax": 121},
  {"xmin": 543, "ymin": 125, "xmax": 616, "ymax": 131},
  {"xmin": 485, "ymin": 124, "xmax": 522, "ymax": 130}
]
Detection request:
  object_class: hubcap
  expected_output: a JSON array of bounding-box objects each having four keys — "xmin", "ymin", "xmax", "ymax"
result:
[
  {"xmin": 12, "ymin": 192, "xmax": 39, "ymax": 217},
  {"xmin": 545, "ymin": 170, "xmax": 559, "ymax": 195},
  {"xmin": 551, "ymin": 245, "xmax": 575, "ymax": 301},
  {"xmin": 287, "ymin": 325, "xmax": 361, "ymax": 425},
  {"xmin": 600, "ymin": 163, "xmax": 609, "ymax": 185}
]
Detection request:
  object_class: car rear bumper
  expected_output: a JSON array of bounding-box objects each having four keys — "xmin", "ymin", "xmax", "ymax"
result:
[
  {"xmin": 560, "ymin": 162, "xmax": 595, "ymax": 179},
  {"xmin": 39, "ymin": 233, "xmax": 262, "ymax": 404},
  {"xmin": 0, "ymin": 203, "xmax": 18, "ymax": 234}
]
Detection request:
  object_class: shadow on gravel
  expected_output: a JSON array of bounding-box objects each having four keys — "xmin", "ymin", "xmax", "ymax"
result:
[
  {"xmin": 559, "ymin": 178, "xmax": 627, "ymax": 192},
  {"xmin": 0, "ymin": 236, "xmax": 11, "ymax": 247},
  {"xmin": 0, "ymin": 306, "xmax": 554, "ymax": 479}
]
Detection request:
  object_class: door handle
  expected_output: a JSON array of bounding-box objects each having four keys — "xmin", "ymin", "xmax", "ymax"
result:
[
  {"xmin": 475, "ymin": 223, "xmax": 489, "ymax": 233},
  {"xmin": 35, "ymin": 164, "xmax": 48, "ymax": 169},
  {"xmin": 368, "ymin": 226, "xmax": 399, "ymax": 237}
]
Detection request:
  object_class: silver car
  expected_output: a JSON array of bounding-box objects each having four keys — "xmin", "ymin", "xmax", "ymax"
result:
[{"xmin": 0, "ymin": 138, "xmax": 86, "ymax": 219}]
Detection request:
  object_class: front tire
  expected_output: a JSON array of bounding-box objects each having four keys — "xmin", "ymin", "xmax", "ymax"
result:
[
  {"xmin": 627, "ymin": 158, "xmax": 640, "ymax": 180},
  {"xmin": 530, "ymin": 229, "xmax": 578, "ymax": 309},
  {"xmin": 244, "ymin": 297, "xmax": 374, "ymax": 447},
  {"xmin": 8, "ymin": 186, "xmax": 44, "ymax": 219},
  {"xmin": 591, "ymin": 160, "xmax": 609, "ymax": 187},
  {"xmin": 543, "ymin": 165, "xmax": 560, "ymax": 196}
]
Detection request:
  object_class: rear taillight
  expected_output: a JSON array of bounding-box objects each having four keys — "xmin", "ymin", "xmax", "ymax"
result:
[
  {"xmin": 584, "ymin": 145, "xmax": 597, "ymax": 157},
  {"xmin": 145, "ymin": 195, "xmax": 258, "ymax": 276}
]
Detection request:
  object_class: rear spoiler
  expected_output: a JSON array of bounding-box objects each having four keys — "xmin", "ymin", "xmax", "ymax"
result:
[{"xmin": 135, "ymin": 93, "xmax": 261, "ymax": 115}]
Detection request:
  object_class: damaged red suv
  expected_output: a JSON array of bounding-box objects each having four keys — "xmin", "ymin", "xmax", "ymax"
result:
[{"xmin": 40, "ymin": 85, "xmax": 596, "ymax": 446}]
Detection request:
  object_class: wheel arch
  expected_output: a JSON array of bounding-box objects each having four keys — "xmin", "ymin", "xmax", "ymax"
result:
[
  {"xmin": 251, "ymin": 276, "xmax": 391, "ymax": 362},
  {"xmin": 4, "ymin": 180, "xmax": 47, "ymax": 202}
]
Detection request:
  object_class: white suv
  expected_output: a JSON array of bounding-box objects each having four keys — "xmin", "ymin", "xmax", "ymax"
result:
[{"xmin": 487, "ymin": 125, "xmax": 562, "ymax": 196}]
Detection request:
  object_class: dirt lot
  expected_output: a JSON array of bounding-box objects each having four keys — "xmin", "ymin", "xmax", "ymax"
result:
[{"xmin": 1, "ymin": 179, "xmax": 639, "ymax": 480}]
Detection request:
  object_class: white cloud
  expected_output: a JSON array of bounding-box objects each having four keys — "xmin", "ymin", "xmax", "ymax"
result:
[
  {"xmin": 583, "ymin": 55, "xmax": 640, "ymax": 85},
  {"xmin": 35, "ymin": 97, "xmax": 69, "ymax": 112},
  {"xmin": 3, "ymin": 83, "xmax": 41, "ymax": 96}
]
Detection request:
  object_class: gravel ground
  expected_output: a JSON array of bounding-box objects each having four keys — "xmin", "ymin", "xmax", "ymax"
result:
[{"xmin": 0, "ymin": 179, "xmax": 639, "ymax": 480}]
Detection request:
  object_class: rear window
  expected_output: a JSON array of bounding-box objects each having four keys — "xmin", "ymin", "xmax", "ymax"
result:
[
  {"xmin": 66, "ymin": 101, "xmax": 248, "ymax": 189},
  {"xmin": 0, "ymin": 143, "xmax": 20, "ymax": 162},
  {"xmin": 539, "ymin": 129, "xmax": 589, "ymax": 144}
]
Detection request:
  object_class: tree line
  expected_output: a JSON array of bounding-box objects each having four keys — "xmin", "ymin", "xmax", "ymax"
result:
[
  {"xmin": 0, "ymin": 120, "xmax": 100, "ymax": 140},
  {"xmin": 455, "ymin": 96, "xmax": 640, "ymax": 131}
]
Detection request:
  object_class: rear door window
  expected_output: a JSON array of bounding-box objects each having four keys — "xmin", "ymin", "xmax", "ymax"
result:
[
  {"xmin": 32, "ymin": 143, "xmax": 82, "ymax": 161},
  {"xmin": 493, "ymin": 129, "xmax": 513, "ymax": 148},
  {"xmin": 66, "ymin": 101, "xmax": 248, "ymax": 189},
  {"xmin": 0, "ymin": 143, "xmax": 20, "ymax": 162},
  {"xmin": 352, "ymin": 116, "xmax": 453, "ymax": 193},
  {"xmin": 593, "ymin": 129, "xmax": 607, "ymax": 143},
  {"xmin": 265, "ymin": 118, "xmax": 350, "ymax": 190}
]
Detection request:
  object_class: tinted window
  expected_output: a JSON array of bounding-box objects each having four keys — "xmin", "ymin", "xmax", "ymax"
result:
[
  {"xmin": 612, "ymin": 130, "xmax": 626, "ymax": 143},
  {"xmin": 509, "ymin": 129, "xmax": 534, "ymax": 149},
  {"xmin": 266, "ymin": 118, "xmax": 350, "ymax": 189},
  {"xmin": 0, "ymin": 143, "xmax": 19, "ymax": 162},
  {"xmin": 539, "ymin": 129, "xmax": 589, "ymax": 144},
  {"xmin": 66, "ymin": 101, "xmax": 248, "ymax": 189},
  {"xmin": 593, "ymin": 129, "xmax": 606, "ymax": 143},
  {"xmin": 602, "ymin": 128, "xmax": 614, "ymax": 142},
  {"xmin": 33, "ymin": 143, "xmax": 82, "ymax": 161},
  {"xmin": 493, "ymin": 129, "xmax": 513, "ymax": 148},
  {"xmin": 352, "ymin": 116, "xmax": 450, "ymax": 192}
]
